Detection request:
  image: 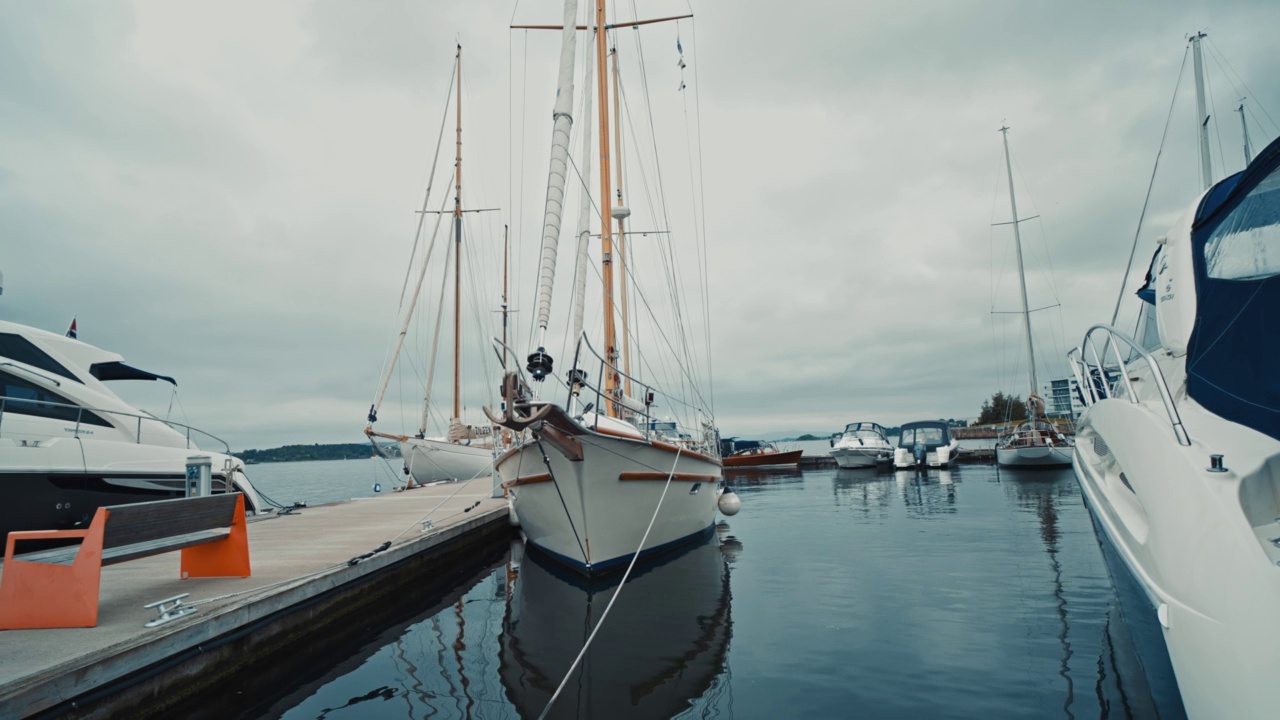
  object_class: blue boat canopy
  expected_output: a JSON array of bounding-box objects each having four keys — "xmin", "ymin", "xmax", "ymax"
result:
[{"xmin": 1187, "ymin": 133, "xmax": 1280, "ymax": 441}]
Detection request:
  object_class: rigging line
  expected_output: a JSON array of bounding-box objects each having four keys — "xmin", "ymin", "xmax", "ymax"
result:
[
  {"xmin": 1109, "ymin": 46, "xmax": 1189, "ymax": 327},
  {"xmin": 536, "ymin": 446, "xmax": 684, "ymax": 720},
  {"xmin": 676, "ymin": 18, "xmax": 712, "ymax": 415},
  {"xmin": 533, "ymin": 436, "xmax": 589, "ymax": 563},
  {"xmin": 399, "ymin": 54, "xmax": 459, "ymax": 311},
  {"xmin": 1203, "ymin": 53, "xmax": 1228, "ymax": 180},
  {"xmin": 421, "ymin": 231, "xmax": 454, "ymax": 432},
  {"xmin": 689, "ymin": 15, "xmax": 714, "ymax": 414},
  {"xmin": 621, "ymin": 249, "xmax": 711, "ymax": 410},
  {"xmin": 575, "ymin": 217, "xmax": 712, "ymax": 413},
  {"xmin": 609, "ymin": 71, "xmax": 702, "ymax": 419},
  {"xmin": 1206, "ymin": 38, "xmax": 1280, "ymax": 135},
  {"xmin": 1244, "ymin": 103, "xmax": 1274, "ymax": 149},
  {"xmin": 389, "ymin": 463, "xmax": 495, "ymax": 544},
  {"xmin": 369, "ymin": 62, "xmax": 457, "ymax": 406},
  {"xmin": 625, "ymin": 15, "xmax": 701, "ymax": 402},
  {"xmin": 371, "ymin": 171, "xmax": 455, "ymax": 418},
  {"xmin": 1008, "ymin": 150, "xmax": 1065, "ymax": 305}
]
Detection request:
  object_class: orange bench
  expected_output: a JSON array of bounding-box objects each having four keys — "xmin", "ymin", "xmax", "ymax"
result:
[{"xmin": 0, "ymin": 493, "xmax": 251, "ymax": 630}]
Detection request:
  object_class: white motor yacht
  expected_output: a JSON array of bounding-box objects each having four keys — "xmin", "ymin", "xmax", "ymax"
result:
[
  {"xmin": 829, "ymin": 422, "xmax": 893, "ymax": 468},
  {"xmin": 0, "ymin": 319, "xmax": 263, "ymax": 543},
  {"xmin": 1068, "ymin": 72, "xmax": 1280, "ymax": 718},
  {"xmin": 893, "ymin": 421, "xmax": 960, "ymax": 469}
]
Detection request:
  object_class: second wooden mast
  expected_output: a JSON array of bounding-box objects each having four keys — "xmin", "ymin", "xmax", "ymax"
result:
[{"xmin": 594, "ymin": 0, "xmax": 621, "ymax": 416}]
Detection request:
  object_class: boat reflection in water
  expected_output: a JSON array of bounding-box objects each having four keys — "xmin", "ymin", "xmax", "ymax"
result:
[
  {"xmin": 1000, "ymin": 470, "xmax": 1166, "ymax": 719},
  {"xmin": 500, "ymin": 524, "xmax": 738, "ymax": 719},
  {"xmin": 895, "ymin": 468, "xmax": 958, "ymax": 517}
]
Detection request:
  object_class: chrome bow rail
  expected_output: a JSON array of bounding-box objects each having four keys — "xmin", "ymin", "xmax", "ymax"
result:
[
  {"xmin": 1067, "ymin": 324, "xmax": 1190, "ymax": 446},
  {"xmin": 0, "ymin": 395, "xmax": 233, "ymax": 453},
  {"xmin": 570, "ymin": 335, "xmax": 717, "ymax": 453}
]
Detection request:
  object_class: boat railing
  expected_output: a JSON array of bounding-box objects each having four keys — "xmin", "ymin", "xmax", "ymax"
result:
[
  {"xmin": 1067, "ymin": 325, "xmax": 1190, "ymax": 446},
  {"xmin": 0, "ymin": 394, "xmax": 233, "ymax": 454},
  {"xmin": 571, "ymin": 335, "xmax": 716, "ymax": 453}
]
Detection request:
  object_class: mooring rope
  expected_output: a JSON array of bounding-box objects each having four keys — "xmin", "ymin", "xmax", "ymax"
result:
[
  {"xmin": 536, "ymin": 446, "xmax": 683, "ymax": 720},
  {"xmin": 534, "ymin": 435, "xmax": 589, "ymax": 566}
]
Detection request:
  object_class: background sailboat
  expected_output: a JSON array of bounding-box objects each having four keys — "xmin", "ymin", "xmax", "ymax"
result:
[
  {"xmin": 992, "ymin": 126, "xmax": 1073, "ymax": 468},
  {"xmin": 365, "ymin": 45, "xmax": 505, "ymax": 485}
]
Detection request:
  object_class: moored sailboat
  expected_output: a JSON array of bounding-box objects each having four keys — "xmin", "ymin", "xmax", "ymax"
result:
[
  {"xmin": 992, "ymin": 126, "xmax": 1074, "ymax": 468},
  {"xmin": 487, "ymin": 0, "xmax": 732, "ymax": 574},
  {"xmin": 365, "ymin": 46, "xmax": 502, "ymax": 485}
]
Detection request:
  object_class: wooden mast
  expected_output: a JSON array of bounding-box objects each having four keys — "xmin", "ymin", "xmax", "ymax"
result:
[
  {"xmin": 502, "ymin": 224, "xmax": 509, "ymax": 369},
  {"xmin": 452, "ymin": 44, "xmax": 463, "ymax": 422},
  {"xmin": 595, "ymin": 0, "xmax": 620, "ymax": 416},
  {"xmin": 611, "ymin": 45, "xmax": 633, "ymax": 398}
]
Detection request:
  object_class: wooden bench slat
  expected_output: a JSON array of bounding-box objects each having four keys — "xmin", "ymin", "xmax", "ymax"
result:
[
  {"xmin": 101, "ymin": 495, "xmax": 238, "ymax": 549},
  {"xmin": 103, "ymin": 530, "xmax": 231, "ymax": 565},
  {"xmin": 14, "ymin": 530, "xmax": 234, "ymax": 567}
]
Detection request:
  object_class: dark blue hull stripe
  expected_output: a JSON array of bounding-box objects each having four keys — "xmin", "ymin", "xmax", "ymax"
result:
[{"xmin": 526, "ymin": 523, "xmax": 717, "ymax": 575}]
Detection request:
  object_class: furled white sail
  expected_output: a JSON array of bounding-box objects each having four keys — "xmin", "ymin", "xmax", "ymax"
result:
[
  {"xmin": 571, "ymin": 36, "xmax": 595, "ymax": 346},
  {"xmin": 533, "ymin": 0, "xmax": 581, "ymax": 333}
]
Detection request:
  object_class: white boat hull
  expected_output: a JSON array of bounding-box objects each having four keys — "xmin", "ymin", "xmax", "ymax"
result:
[
  {"xmin": 830, "ymin": 448, "xmax": 886, "ymax": 468},
  {"xmin": 996, "ymin": 445, "xmax": 1073, "ymax": 467},
  {"xmin": 1073, "ymin": 395, "xmax": 1280, "ymax": 719},
  {"xmin": 400, "ymin": 437, "xmax": 492, "ymax": 484},
  {"xmin": 497, "ymin": 430, "xmax": 723, "ymax": 573},
  {"xmin": 893, "ymin": 441, "xmax": 960, "ymax": 469}
]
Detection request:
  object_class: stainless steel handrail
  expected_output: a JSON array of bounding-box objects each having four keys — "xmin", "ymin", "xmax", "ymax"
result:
[
  {"xmin": 572, "ymin": 335, "xmax": 715, "ymax": 452},
  {"xmin": 0, "ymin": 394, "xmax": 232, "ymax": 453},
  {"xmin": 1067, "ymin": 324, "xmax": 1190, "ymax": 446}
]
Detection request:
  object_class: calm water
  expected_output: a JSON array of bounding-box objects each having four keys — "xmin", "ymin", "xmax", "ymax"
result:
[{"xmin": 243, "ymin": 460, "xmax": 1162, "ymax": 719}]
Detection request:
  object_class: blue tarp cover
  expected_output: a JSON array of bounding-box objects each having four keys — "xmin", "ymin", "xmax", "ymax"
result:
[{"xmin": 1187, "ymin": 134, "xmax": 1280, "ymax": 442}]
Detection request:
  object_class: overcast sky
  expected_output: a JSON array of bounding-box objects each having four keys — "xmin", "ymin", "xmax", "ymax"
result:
[{"xmin": 4, "ymin": 1, "xmax": 1279, "ymax": 449}]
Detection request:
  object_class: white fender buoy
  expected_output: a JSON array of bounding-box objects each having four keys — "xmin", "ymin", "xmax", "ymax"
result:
[
  {"xmin": 508, "ymin": 498, "xmax": 521, "ymax": 527},
  {"xmin": 718, "ymin": 490, "xmax": 741, "ymax": 516},
  {"xmin": 373, "ymin": 482, "xmax": 382, "ymax": 493}
]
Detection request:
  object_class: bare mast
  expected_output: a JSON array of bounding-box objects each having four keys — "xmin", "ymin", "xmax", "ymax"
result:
[
  {"xmin": 1191, "ymin": 31, "xmax": 1213, "ymax": 192},
  {"xmin": 1238, "ymin": 99, "xmax": 1254, "ymax": 165},
  {"xmin": 452, "ymin": 44, "xmax": 464, "ymax": 422},
  {"xmin": 1000, "ymin": 126, "xmax": 1038, "ymax": 411},
  {"xmin": 610, "ymin": 45, "xmax": 633, "ymax": 399},
  {"xmin": 502, "ymin": 224, "xmax": 509, "ymax": 368}
]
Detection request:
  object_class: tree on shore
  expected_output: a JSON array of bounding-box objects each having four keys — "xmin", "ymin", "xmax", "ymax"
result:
[{"xmin": 977, "ymin": 392, "xmax": 1027, "ymax": 425}]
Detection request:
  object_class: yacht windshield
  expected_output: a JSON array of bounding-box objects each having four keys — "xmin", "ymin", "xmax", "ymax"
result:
[
  {"xmin": 899, "ymin": 425, "xmax": 946, "ymax": 447},
  {"xmin": 1204, "ymin": 165, "xmax": 1280, "ymax": 280}
]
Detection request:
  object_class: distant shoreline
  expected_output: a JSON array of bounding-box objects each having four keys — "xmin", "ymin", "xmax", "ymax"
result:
[{"xmin": 234, "ymin": 442, "xmax": 399, "ymax": 464}]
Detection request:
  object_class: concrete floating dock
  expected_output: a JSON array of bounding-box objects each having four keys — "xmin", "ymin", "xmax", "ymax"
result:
[{"xmin": 0, "ymin": 483, "xmax": 509, "ymax": 719}]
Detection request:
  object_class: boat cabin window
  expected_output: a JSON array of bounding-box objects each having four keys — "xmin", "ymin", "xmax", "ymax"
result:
[
  {"xmin": 0, "ymin": 370, "xmax": 112, "ymax": 427},
  {"xmin": 1204, "ymin": 165, "xmax": 1280, "ymax": 280},
  {"xmin": 0, "ymin": 333, "xmax": 80, "ymax": 382},
  {"xmin": 899, "ymin": 425, "xmax": 946, "ymax": 447}
]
